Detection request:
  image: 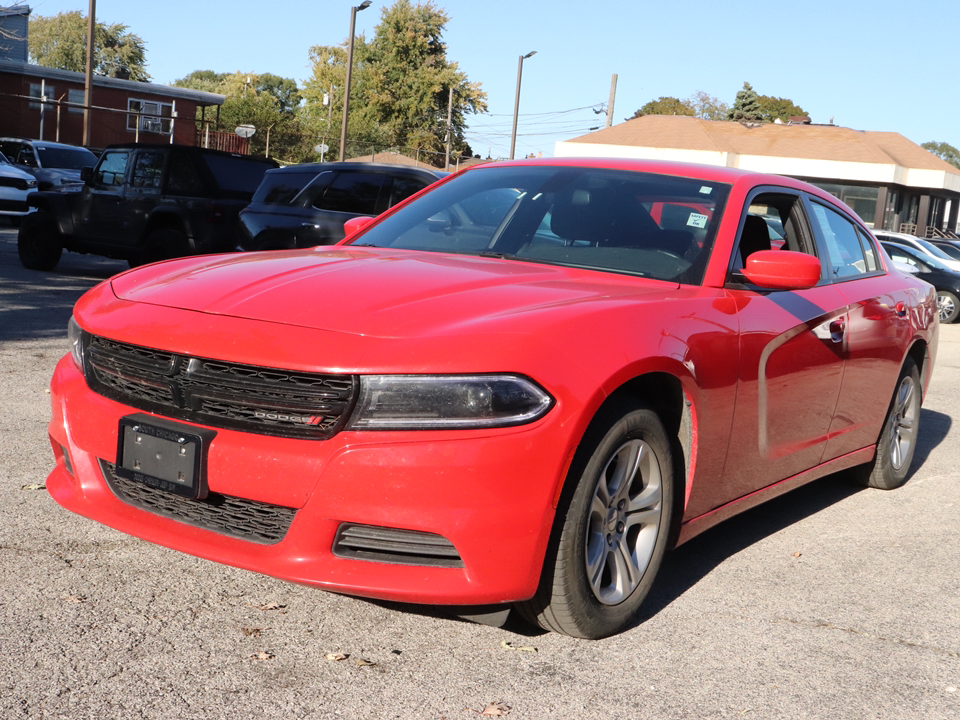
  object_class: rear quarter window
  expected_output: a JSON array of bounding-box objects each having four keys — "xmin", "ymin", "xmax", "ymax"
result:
[
  {"xmin": 253, "ymin": 171, "xmax": 321, "ymax": 205},
  {"xmin": 202, "ymin": 155, "xmax": 275, "ymax": 195}
]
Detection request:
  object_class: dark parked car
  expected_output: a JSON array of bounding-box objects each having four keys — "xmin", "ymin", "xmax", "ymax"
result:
[
  {"xmin": 19, "ymin": 143, "xmax": 277, "ymax": 271},
  {"xmin": 929, "ymin": 238, "xmax": 960, "ymax": 262},
  {"xmin": 238, "ymin": 162, "xmax": 447, "ymax": 251},
  {"xmin": 881, "ymin": 241, "xmax": 960, "ymax": 323},
  {"xmin": 0, "ymin": 137, "xmax": 98, "ymax": 190}
]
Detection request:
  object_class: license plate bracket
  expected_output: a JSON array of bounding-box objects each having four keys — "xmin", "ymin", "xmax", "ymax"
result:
[{"xmin": 116, "ymin": 414, "xmax": 216, "ymax": 500}]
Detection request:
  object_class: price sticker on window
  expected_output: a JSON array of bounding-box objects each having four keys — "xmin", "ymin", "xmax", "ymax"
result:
[{"xmin": 687, "ymin": 213, "xmax": 709, "ymax": 229}]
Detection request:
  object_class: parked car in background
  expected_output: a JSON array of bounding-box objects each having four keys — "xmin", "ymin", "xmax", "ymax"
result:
[
  {"xmin": 880, "ymin": 240, "xmax": 960, "ymax": 323},
  {"xmin": 237, "ymin": 162, "xmax": 447, "ymax": 251},
  {"xmin": 873, "ymin": 229, "xmax": 960, "ymax": 273},
  {"xmin": 0, "ymin": 138, "xmax": 98, "ymax": 190},
  {"xmin": 928, "ymin": 238, "xmax": 960, "ymax": 262},
  {"xmin": 50, "ymin": 159, "xmax": 937, "ymax": 639},
  {"xmin": 18, "ymin": 143, "xmax": 277, "ymax": 271},
  {"xmin": 0, "ymin": 150, "xmax": 37, "ymax": 225}
]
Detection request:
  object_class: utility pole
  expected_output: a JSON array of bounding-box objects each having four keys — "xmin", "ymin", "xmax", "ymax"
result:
[
  {"xmin": 606, "ymin": 74, "xmax": 618, "ymax": 128},
  {"xmin": 82, "ymin": 0, "xmax": 96, "ymax": 146},
  {"xmin": 444, "ymin": 87, "xmax": 453, "ymax": 170}
]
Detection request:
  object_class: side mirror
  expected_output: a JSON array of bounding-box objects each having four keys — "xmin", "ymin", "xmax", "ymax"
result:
[
  {"xmin": 343, "ymin": 215, "xmax": 375, "ymax": 240},
  {"xmin": 80, "ymin": 166, "xmax": 94, "ymax": 183},
  {"xmin": 741, "ymin": 250, "xmax": 822, "ymax": 290}
]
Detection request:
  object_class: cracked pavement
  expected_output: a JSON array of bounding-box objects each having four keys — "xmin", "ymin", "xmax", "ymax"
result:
[{"xmin": 0, "ymin": 226, "xmax": 958, "ymax": 719}]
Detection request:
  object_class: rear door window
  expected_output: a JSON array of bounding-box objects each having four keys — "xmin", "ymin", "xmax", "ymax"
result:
[{"xmin": 314, "ymin": 171, "xmax": 385, "ymax": 215}]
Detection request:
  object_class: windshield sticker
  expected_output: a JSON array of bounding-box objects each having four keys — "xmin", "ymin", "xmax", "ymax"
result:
[
  {"xmin": 699, "ymin": 186, "xmax": 712, "ymax": 195},
  {"xmin": 687, "ymin": 213, "xmax": 709, "ymax": 229}
]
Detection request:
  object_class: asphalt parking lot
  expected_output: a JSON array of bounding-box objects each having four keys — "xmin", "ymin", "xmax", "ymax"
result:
[{"xmin": 1, "ymin": 224, "xmax": 958, "ymax": 720}]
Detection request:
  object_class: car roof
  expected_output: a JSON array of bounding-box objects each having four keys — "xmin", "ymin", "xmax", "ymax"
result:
[
  {"xmin": 0, "ymin": 137, "xmax": 93, "ymax": 151},
  {"xmin": 266, "ymin": 161, "xmax": 447, "ymax": 177}
]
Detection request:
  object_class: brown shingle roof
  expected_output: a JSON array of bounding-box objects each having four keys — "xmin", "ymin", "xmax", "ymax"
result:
[{"xmin": 568, "ymin": 116, "xmax": 960, "ymax": 175}]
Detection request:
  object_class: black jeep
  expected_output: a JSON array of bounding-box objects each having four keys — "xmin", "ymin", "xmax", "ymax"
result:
[{"xmin": 18, "ymin": 143, "xmax": 277, "ymax": 271}]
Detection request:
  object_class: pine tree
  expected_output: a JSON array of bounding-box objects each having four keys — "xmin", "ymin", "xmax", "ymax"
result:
[{"xmin": 727, "ymin": 82, "xmax": 762, "ymax": 123}]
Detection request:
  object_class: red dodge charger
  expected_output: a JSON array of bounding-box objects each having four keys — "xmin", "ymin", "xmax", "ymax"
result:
[{"xmin": 47, "ymin": 158, "xmax": 938, "ymax": 638}]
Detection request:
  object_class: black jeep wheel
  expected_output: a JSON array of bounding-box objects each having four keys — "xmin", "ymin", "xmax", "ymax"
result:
[{"xmin": 18, "ymin": 212, "xmax": 63, "ymax": 271}]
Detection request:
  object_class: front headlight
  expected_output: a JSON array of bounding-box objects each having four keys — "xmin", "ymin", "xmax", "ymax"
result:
[
  {"xmin": 347, "ymin": 374, "xmax": 553, "ymax": 430},
  {"xmin": 67, "ymin": 315, "xmax": 84, "ymax": 370}
]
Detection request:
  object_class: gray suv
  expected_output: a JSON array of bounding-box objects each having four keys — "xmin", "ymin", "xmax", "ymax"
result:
[{"xmin": 0, "ymin": 138, "xmax": 99, "ymax": 190}]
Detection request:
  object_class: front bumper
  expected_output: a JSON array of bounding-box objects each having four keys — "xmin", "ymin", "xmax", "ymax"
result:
[{"xmin": 47, "ymin": 355, "xmax": 567, "ymax": 605}]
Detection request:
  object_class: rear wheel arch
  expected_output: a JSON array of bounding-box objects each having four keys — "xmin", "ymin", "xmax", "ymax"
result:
[
  {"xmin": 907, "ymin": 339, "xmax": 929, "ymax": 393},
  {"xmin": 141, "ymin": 213, "xmax": 188, "ymax": 243}
]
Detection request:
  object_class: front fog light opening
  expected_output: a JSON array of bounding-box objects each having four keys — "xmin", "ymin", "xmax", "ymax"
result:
[
  {"xmin": 67, "ymin": 316, "xmax": 85, "ymax": 370},
  {"xmin": 347, "ymin": 374, "xmax": 553, "ymax": 430},
  {"xmin": 59, "ymin": 443, "xmax": 75, "ymax": 475}
]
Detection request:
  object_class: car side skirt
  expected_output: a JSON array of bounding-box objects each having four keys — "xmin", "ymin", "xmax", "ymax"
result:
[{"xmin": 676, "ymin": 446, "xmax": 875, "ymax": 546}]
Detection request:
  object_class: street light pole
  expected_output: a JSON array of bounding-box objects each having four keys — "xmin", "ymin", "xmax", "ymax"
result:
[
  {"xmin": 339, "ymin": 1, "xmax": 372, "ymax": 162},
  {"xmin": 509, "ymin": 51, "xmax": 536, "ymax": 160}
]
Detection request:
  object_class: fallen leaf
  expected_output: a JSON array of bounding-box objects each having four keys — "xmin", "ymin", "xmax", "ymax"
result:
[
  {"xmin": 241, "ymin": 627, "xmax": 262, "ymax": 637},
  {"xmin": 501, "ymin": 641, "xmax": 537, "ymax": 652},
  {"xmin": 354, "ymin": 658, "xmax": 377, "ymax": 667},
  {"xmin": 791, "ymin": 552, "xmax": 802, "ymax": 558},
  {"xmin": 259, "ymin": 602, "xmax": 287, "ymax": 611},
  {"xmin": 480, "ymin": 702, "xmax": 511, "ymax": 716},
  {"xmin": 325, "ymin": 653, "xmax": 349, "ymax": 662},
  {"xmin": 65, "ymin": 595, "xmax": 86, "ymax": 603},
  {"xmin": 22, "ymin": 483, "xmax": 46, "ymax": 491},
  {"xmin": 250, "ymin": 651, "xmax": 275, "ymax": 660}
]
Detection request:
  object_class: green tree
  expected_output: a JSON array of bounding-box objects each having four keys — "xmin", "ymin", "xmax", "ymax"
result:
[
  {"xmin": 757, "ymin": 95, "xmax": 807, "ymax": 123},
  {"xmin": 727, "ymin": 82, "xmax": 762, "ymax": 122},
  {"xmin": 28, "ymin": 11, "xmax": 150, "ymax": 81},
  {"xmin": 627, "ymin": 96, "xmax": 695, "ymax": 120},
  {"xmin": 174, "ymin": 70, "xmax": 308, "ymax": 161},
  {"xmin": 689, "ymin": 91, "xmax": 728, "ymax": 121},
  {"xmin": 301, "ymin": 0, "xmax": 487, "ymax": 165},
  {"xmin": 922, "ymin": 141, "xmax": 960, "ymax": 170}
]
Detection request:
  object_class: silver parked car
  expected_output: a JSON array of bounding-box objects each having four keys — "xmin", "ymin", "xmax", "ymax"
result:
[{"xmin": 0, "ymin": 151, "xmax": 37, "ymax": 226}]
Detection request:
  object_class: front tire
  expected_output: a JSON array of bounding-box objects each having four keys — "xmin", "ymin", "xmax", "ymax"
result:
[
  {"xmin": 17, "ymin": 212, "xmax": 62, "ymax": 271},
  {"xmin": 851, "ymin": 358, "xmax": 921, "ymax": 490},
  {"xmin": 937, "ymin": 291, "xmax": 959, "ymax": 324},
  {"xmin": 517, "ymin": 401, "xmax": 675, "ymax": 638}
]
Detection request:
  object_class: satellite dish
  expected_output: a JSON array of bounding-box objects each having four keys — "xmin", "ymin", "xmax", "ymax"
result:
[
  {"xmin": 235, "ymin": 124, "xmax": 256, "ymax": 139},
  {"xmin": 314, "ymin": 143, "xmax": 329, "ymax": 154}
]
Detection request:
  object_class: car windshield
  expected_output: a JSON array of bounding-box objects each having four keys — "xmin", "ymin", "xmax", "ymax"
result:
[
  {"xmin": 915, "ymin": 236, "xmax": 957, "ymax": 262},
  {"xmin": 934, "ymin": 242, "xmax": 960, "ymax": 261},
  {"xmin": 36, "ymin": 146, "xmax": 97, "ymax": 170},
  {"xmin": 884, "ymin": 243, "xmax": 955, "ymax": 272},
  {"xmin": 348, "ymin": 165, "xmax": 731, "ymax": 284}
]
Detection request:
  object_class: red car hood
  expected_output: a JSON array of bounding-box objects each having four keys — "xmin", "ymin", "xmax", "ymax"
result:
[{"xmin": 110, "ymin": 247, "xmax": 678, "ymax": 338}]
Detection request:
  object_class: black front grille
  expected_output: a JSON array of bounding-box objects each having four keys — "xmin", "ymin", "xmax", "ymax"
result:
[
  {"xmin": 333, "ymin": 523, "xmax": 464, "ymax": 568},
  {"xmin": 83, "ymin": 334, "xmax": 357, "ymax": 439},
  {"xmin": 101, "ymin": 460, "xmax": 296, "ymax": 544},
  {"xmin": 0, "ymin": 176, "xmax": 32, "ymax": 190}
]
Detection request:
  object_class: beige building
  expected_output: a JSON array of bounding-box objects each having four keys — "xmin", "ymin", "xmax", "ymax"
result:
[{"xmin": 555, "ymin": 116, "xmax": 960, "ymax": 237}]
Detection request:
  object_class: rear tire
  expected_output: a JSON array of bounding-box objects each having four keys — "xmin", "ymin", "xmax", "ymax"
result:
[
  {"xmin": 17, "ymin": 212, "xmax": 62, "ymax": 271},
  {"xmin": 850, "ymin": 358, "xmax": 921, "ymax": 490},
  {"xmin": 516, "ymin": 400, "xmax": 674, "ymax": 638}
]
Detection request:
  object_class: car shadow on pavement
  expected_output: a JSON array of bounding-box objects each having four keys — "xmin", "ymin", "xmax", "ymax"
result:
[
  {"xmin": 634, "ymin": 406, "xmax": 952, "ymax": 630},
  {"xmin": 0, "ymin": 240, "xmax": 127, "ymax": 343},
  {"xmin": 363, "ymin": 408, "xmax": 953, "ymax": 637}
]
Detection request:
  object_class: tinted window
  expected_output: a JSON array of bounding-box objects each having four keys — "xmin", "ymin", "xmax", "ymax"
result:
[
  {"xmin": 36, "ymin": 146, "xmax": 97, "ymax": 170},
  {"xmin": 202, "ymin": 155, "xmax": 274, "ymax": 194},
  {"xmin": 131, "ymin": 152, "xmax": 164, "ymax": 188},
  {"xmin": 166, "ymin": 153, "xmax": 203, "ymax": 195},
  {"xmin": 253, "ymin": 171, "xmax": 321, "ymax": 205},
  {"xmin": 315, "ymin": 171, "xmax": 385, "ymax": 214},
  {"xmin": 95, "ymin": 151, "xmax": 129, "ymax": 186},
  {"xmin": 389, "ymin": 176, "xmax": 430, "ymax": 206}
]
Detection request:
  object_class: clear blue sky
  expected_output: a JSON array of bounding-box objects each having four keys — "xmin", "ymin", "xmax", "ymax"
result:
[{"xmin": 24, "ymin": 0, "xmax": 960, "ymax": 159}]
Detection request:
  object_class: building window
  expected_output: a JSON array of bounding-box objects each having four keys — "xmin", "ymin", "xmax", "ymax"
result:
[
  {"xmin": 809, "ymin": 182, "xmax": 879, "ymax": 228},
  {"xmin": 68, "ymin": 89, "xmax": 85, "ymax": 114},
  {"xmin": 127, "ymin": 98, "xmax": 172, "ymax": 135},
  {"xmin": 28, "ymin": 83, "xmax": 54, "ymax": 110}
]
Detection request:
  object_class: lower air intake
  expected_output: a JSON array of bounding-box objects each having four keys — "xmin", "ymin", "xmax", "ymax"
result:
[
  {"xmin": 333, "ymin": 523, "xmax": 464, "ymax": 568},
  {"xmin": 100, "ymin": 460, "xmax": 296, "ymax": 544}
]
